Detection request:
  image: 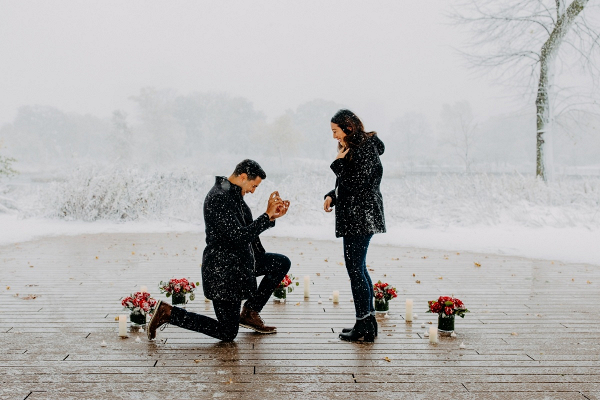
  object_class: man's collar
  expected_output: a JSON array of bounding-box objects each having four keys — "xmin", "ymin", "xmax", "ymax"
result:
[{"xmin": 216, "ymin": 176, "xmax": 242, "ymax": 197}]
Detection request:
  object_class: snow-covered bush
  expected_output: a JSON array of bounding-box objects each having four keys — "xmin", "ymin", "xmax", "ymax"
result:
[
  {"xmin": 43, "ymin": 166, "xmax": 213, "ymax": 222},
  {"xmin": 8, "ymin": 166, "xmax": 600, "ymax": 230}
]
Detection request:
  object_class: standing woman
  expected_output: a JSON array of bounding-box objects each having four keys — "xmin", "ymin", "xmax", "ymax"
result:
[{"xmin": 324, "ymin": 109, "xmax": 385, "ymax": 343}]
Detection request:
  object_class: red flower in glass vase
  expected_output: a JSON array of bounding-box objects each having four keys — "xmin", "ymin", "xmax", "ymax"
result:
[
  {"xmin": 273, "ymin": 274, "xmax": 299, "ymax": 300},
  {"xmin": 121, "ymin": 291, "xmax": 158, "ymax": 315},
  {"xmin": 276, "ymin": 274, "xmax": 298, "ymax": 291},
  {"xmin": 159, "ymin": 278, "xmax": 200, "ymax": 301},
  {"xmin": 427, "ymin": 296, "xmax": 469, "ymax": 318},
  {"xmin": 373, "ymin": 280, "xmax": 398, "ymax": 302}
]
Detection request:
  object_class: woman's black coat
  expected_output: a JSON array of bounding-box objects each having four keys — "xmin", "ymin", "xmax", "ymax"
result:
[
  {"xmin": 202, "ymin": 176, "xmax": 274, "ymax": 301},
  {"xmin": 325, "ymin": 134, "xmax": 386, "ymax": 238}
]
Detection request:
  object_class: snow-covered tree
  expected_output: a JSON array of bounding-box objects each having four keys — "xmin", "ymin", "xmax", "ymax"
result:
[
  {"xmin": 439, "ymin": 101, "xmax": 479, "ymax": 173},
  {"xmin": 452, "ymin": 0, "xmax": 598, "ymax": 181}
]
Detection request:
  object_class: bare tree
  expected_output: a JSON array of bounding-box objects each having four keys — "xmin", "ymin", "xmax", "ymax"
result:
[
  {"xmin": 452, "ymin": 0, "xmax": 599, "ymax": 181},
  {"xmin": 256, "ymin": 113, "xmax": 303, "ymax": 168},
  {"xmin": 389, "ymin": 112, "xmax": 433, "ymax": 173},
  {"xmin": 109, "ymin": 110, "xmax": 133, "ymax": 165},
  {"xmin": 439, "ymin": 101, "xmax": 479, "ymax": 173}
]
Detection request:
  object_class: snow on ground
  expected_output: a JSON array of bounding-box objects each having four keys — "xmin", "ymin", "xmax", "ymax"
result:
[
  {"xmin": 1, "ymin": 168, "xmax": 599, "ymax": 265},
  {"xmin": 0, "ymin": 215, "xmax": 598, "ymax": 265}
]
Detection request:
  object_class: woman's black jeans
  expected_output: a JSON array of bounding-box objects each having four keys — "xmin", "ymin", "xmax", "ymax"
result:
[
  {"xmin": 170, "ymin": 252, "xmax": 290, "ymax": 341},
  {"xmin": 343, "ymin": 234, "xmax": 375, "ymax": 319}
]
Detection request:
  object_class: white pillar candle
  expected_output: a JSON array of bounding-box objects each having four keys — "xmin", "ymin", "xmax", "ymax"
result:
[
  {"xmin": 303, "ymin": 275, "xmax": 310, "ymax": 298},
  {"xmin": 429, "ymin": 326, "xmax": 438, "ymax": 344},
  {"xmin": 332, "ymin": 290, "xmax": 339, "ymax": 303},
  {"xmin": 140, "ymin": 286, "xmax": 148, "ymax": 293},
  {"xmin": 405, "ymin": 299, "xmax": 413, "ymax": 322},
  {"xmin": 118, "ymin": 315, "xmax": 127, "ymax": 337}
]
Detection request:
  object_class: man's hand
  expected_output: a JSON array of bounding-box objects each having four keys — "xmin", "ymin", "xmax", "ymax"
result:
[
  {"xmin": 324, "ymin": 196, "xmax": 333, "ymax": 212},
  {"xmin": 278, "ymin": 200, "xmax": 290, "ymax": 216},
  {"xmin": 336, "ymin": 147, "xmax": 349, "ymax": 160},
  {"xmin": 266, "ymin": 192, "xmax": 289, "ymax": 220}
]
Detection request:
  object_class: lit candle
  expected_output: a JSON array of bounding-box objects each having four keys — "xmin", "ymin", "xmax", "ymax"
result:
[
  {"xmin": 304, "ymin": 275, "xmax": 310, "ymax": 298},
  {"xmin": 332, "ymin": 290, "xmax": 339, "ymax": 303},
  {"xmin": 405, "ymin": 299, "xmax": 413, "ymax": 322},
  {"xmin": 118, "ymin": 315, "xmax": 127, "ymax": 337},
  {"xmin": 140, "ymin": 286, "xmax": 148, "ymax": 293},
  {"xmin": 429, "ymin": 326, "xmax": 438, "ymax": 344}
]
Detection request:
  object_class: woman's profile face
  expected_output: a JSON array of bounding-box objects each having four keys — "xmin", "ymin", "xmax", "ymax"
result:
[{"xmin": 331, "ymin": 122, "xmax": 346, "ymax": 145}]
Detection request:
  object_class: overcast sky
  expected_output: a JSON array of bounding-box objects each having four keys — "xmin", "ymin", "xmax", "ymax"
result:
[{"xmin": 0, "ymin": 1, "xmax": 520, "ymax": 129}]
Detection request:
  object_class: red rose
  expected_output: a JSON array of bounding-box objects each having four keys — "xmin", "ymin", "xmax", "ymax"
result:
[
  {"xmin": 453, "ymin": 298, "xmax": 464, "ymax": 308},
  {"xmin": 439, "ymin": 296, "xmax": 452, "ymax": 303},
  {"xmin": 444, "ymin": 306, "xmax": 453, "ymax": 315},
  {"xmin": 431, "ymin": 302, "xmax": 442, "ymax": 313}
]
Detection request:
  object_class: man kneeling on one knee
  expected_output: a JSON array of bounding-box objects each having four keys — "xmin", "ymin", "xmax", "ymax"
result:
[{"xmin": 147, "ymin": 159, "xmax": 291, "ymax": 341}]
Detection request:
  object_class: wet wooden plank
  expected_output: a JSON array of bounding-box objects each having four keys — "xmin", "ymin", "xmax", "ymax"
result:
[{"xmin": 0, "ymin": 232, "xmax": 599, "ymax": 398}]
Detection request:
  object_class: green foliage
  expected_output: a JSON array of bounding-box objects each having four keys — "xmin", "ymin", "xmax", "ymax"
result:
[{"xmin": 0, "ymin": 154, "xmax": 17, "ymax": 179}]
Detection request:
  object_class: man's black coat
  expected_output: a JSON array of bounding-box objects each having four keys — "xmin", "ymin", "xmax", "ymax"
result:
[
  {"xmin": 325, "ymin": 134, "xmax": 386, "ymax": 238},
  {"xmin": 202, "ymin": 176, "xmax": 274, "ymax": 301}
]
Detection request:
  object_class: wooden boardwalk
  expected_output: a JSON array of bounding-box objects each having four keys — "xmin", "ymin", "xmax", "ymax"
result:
[{"xmin": 1, "ymin": 232, "xmax": 599, "ymax": 399}]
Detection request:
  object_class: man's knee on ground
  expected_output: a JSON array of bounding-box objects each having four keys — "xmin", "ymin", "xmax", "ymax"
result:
[
  {"xmin": 221, "ymin": 326, "xmax": 239, "ymax": 342},
  {"xmin": 221, "ymin": 332, "xmax": 238, "ymax": 342}
]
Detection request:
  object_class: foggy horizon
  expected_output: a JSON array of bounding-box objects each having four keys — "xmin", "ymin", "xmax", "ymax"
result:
[{"xmin": 0, "ymin": 0, "xmax": 524, "ymax": 128}]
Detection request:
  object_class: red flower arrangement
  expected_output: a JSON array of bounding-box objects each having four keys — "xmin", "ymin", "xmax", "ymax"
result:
[
  {"xmin": 273, "ymin": 274, "xmax": 298, "ymax": 299},
  {"xmin": 121, "ymin": 291, "xmax": 158, "ymax": 315},
  {"xmin": 159, "ymin": 278, "xmax": 199, "ymax": 301},
  {"xmin": 373, "ymin": 281, "xmax": 398, "ymax": 301},
  {"xmin": 427, "ymin": 296, "xmax": 469, "ymax": 318}
]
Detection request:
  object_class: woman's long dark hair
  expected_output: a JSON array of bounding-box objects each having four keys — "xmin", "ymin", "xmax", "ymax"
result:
[{"xmin": 331, "ymin": 109, "xmax": 377, "ymax": 152}]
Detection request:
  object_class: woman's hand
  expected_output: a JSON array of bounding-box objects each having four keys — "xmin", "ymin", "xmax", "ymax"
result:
[
  {"xmin": 336, "ymin": 147, "xmax": 349, "ymax": 159},
  {"xmin": 324, "ymin": 196, "xmax": 333, "ymax": 213}
]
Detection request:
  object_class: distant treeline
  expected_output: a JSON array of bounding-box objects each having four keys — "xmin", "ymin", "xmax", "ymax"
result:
[{"xmin": 1, "ymin": 87, "xmax": 598, "ymax": 174}]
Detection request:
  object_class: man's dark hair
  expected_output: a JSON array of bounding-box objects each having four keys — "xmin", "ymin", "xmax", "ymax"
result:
[{"xmin": 232, "ymin": 159, "xmax": 266, "ymax": 180}]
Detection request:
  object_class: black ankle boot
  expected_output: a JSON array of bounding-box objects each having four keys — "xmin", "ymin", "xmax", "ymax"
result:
[
  {"xmin": 339, "ymin": 317, "xmax": 375, "ymax": 342},
  {"xmin": 342, "ymin": 315, "xmax": 378, "ymax": 337}
]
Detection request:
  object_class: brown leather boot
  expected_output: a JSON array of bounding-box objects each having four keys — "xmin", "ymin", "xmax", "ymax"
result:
[
  {"xmin": 239, "ymin": 305, "xmax": 276, "ymax": 334},
  {"xmin": 147, "ymin": 300, "xmax": 172, "ymax": 340}
]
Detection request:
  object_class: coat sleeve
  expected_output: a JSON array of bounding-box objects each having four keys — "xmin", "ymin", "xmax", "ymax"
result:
[
  {"xmin": 330, "ymin": 147, "xmax": 378, "ymax": 197},
  {"xmin": 324, "ymin": 189, "xmax": 336, "ymax": 207},
  {"xmin": 205, "ymin": 196, "xmax": 272, "ymax": 245}
]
